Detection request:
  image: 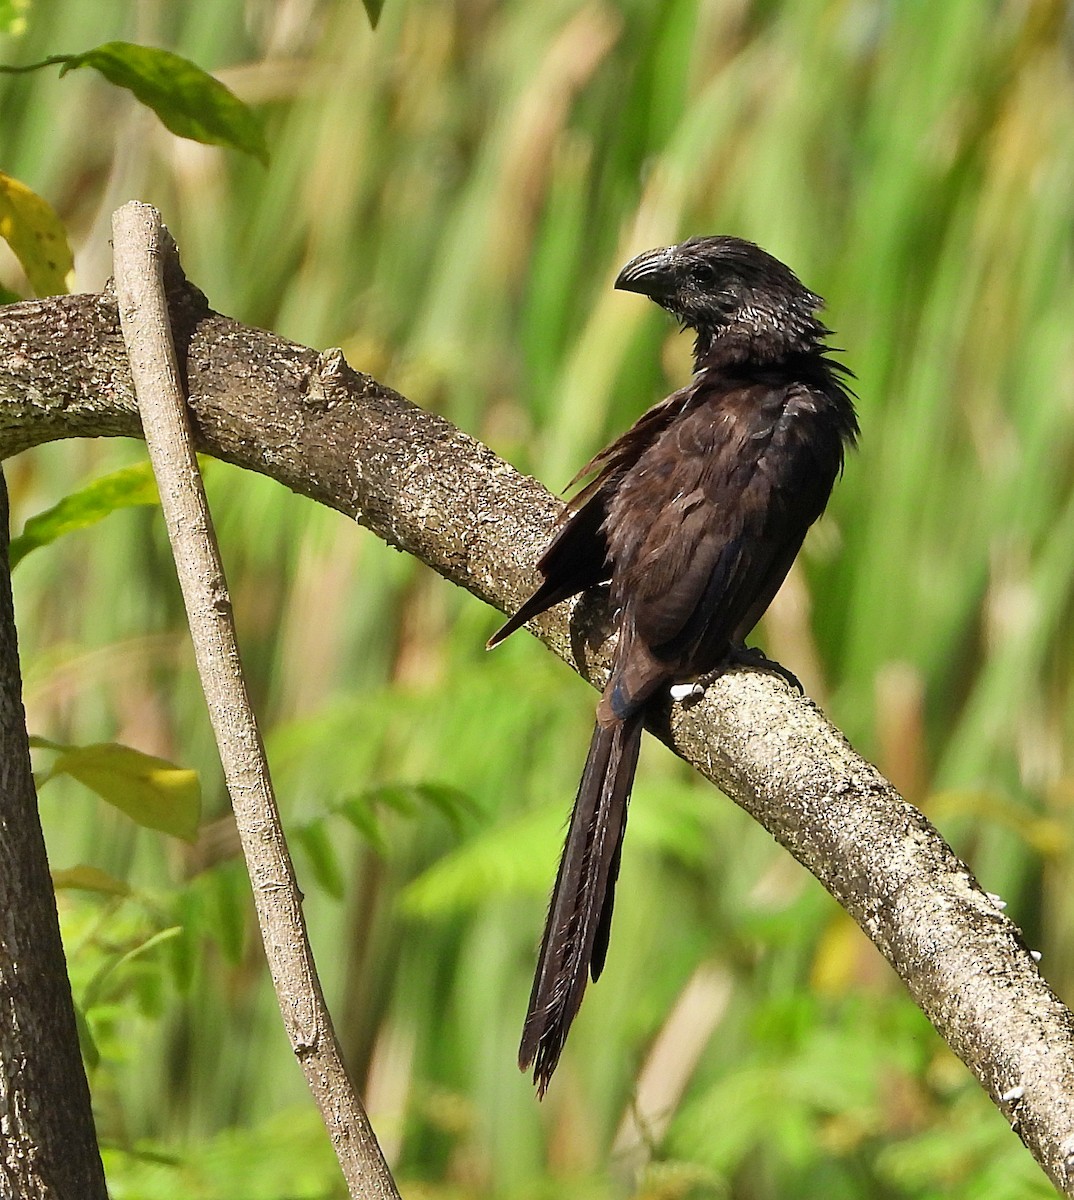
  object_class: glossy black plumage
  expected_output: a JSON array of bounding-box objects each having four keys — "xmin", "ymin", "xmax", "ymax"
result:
[{"xmin": 490, "ymin": 236, "xmax": 858, "ymax": 1094}]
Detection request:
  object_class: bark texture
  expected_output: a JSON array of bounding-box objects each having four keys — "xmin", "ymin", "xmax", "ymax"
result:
[
  {"xmin": 111, "ymin": 202, "xmax": 400, "ymax": 1200},
  {"xmin": 2, "ymin": 274, "xmax": 1074, "ymax": 1192},
  {"xmin": 0, "ymin": 468, "xmax": 108, "ymax": 1199}
]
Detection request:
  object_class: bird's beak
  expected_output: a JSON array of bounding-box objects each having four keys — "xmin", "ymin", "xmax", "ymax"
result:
[{"xmin": 614, "ymin": 246, "xmax": 677, "ymax": 299}]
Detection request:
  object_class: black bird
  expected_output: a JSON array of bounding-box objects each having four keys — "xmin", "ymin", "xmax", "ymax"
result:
[{"xmin": 489, "ymin": 235, "xmax": 858, "ymax": 1094}]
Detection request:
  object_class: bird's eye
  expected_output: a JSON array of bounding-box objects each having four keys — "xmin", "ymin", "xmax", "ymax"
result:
[{"xmin": 689, "ymin": 262, "xmax": 718, "ymax": 287}]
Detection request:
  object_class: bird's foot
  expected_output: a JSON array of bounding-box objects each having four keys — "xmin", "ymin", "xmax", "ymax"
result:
[
  {"xmin": 725, "ymin": 644, "xmax": 803, "ymax": 692},
  {"xmin": 669, "ymin": 648, "xmax": 802, "ymax": 707}
]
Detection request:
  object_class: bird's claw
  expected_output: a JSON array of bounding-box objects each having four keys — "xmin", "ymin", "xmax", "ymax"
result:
[
  {"xmin": 726, "ymin": 644, "xmax": 803, "ymax": 692},
  {"xmin": 669, "ymin": 647, "xmax": 803, "ymax": 706}
]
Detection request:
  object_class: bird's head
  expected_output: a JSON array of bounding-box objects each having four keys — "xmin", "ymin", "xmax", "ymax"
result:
[{"xmin": 615, "ymin": 235, "xmax": 828, "ymax": 364}]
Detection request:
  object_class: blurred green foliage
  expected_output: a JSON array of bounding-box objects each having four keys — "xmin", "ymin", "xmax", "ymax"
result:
[{"xmin": 2, "ymin": 0, "xmax": 1072, "ymax": 1196}]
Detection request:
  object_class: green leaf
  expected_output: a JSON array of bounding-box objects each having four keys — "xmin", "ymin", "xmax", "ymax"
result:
[
  {"xmin": 401, "ymin": 805, "xmax": 552, "ymax": 918},
  {"xmin": 336, "ymin": 795, "xmax": 389, "ymax": 854},
  {"xmin": 334, "ymin": 783, "xmax": 478, "ymax": 855},
  {"xmin": 202, "ymin": 864, "xmax": 248, "ymax": 966},
  {"xmin": 167, "ymin": 891, "xmax": 199, "ymax": 992},
  {"xmin": 0, "ymin": 171, "xmax": 73, "ymax": 296},
  {"xmin": 72, "ymin": 1000, "xmax": 100, "ymax": 1069},
  {"xmin": 0, "ymin": 0, "xmax": 29, "ymax": 38},
  {"xmin": 407, "ymin": 782, "xmax": 477, "ymax": 832},
  {"xmin": 294, "ymin": 821, "xmax": 345, "ymax": 898},
  {"xmin": 0, "ymin": 284, "xmax": 22, "ymax": 304},
  {"xmin": 82, "ymin": 925, "xmax": 183, "ymax": 1011},
  {"xmin": 60, "ymin": 42, "xmax": 268, "ymax": 163},
  {"xmin": 10, "ymin": 462, "xmax": 160, "ymax": 568},
  {"xmin": 42, "ymin": 742, "xmax": 201, "ymax": 843},
  {"xmin": 28, "ymin": 734, "xmax": 65, "ymax": 750},
  {"xmin": 52, "ymin": 865, "xmax": 131, "ymax": 896},
  {"xmin": 362, "ymin": 0, "xmax": 384, "ymax": 28},
  {"xmin": 364, "ymin": 783, "xmax": 417, "ymax": 817}
]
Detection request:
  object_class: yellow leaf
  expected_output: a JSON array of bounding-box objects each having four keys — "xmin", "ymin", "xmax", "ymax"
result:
[
  {"xmin": 45, "ymin": 742, "xmax": 201, "ymax": 843},
  {"xmin": 52, "ymin": 865, "xmax": 131, "ymax": 896},
  {"xmin": 0, "ymin": 172, "xmax": 74, "ymax": 296}
]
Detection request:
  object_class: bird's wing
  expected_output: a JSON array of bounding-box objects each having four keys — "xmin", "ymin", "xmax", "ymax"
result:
[
  {"xmin": 606, "ymin": 378, "xmax": 840, "ymax": 677},
  {"xmin": 488, "ymin": 383, "xmax": 697, "ymax": 648},
  {"xmin": 486, "ymin": 493, "xmax": 610, "ymax": 647}
]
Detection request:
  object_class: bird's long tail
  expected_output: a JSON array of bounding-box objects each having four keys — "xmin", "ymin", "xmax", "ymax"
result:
[{"xmin": 519, "ymin": 708, "xmax": 644, "ymax": 1094}]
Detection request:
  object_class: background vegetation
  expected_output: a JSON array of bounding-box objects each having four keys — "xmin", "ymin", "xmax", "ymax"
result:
[{"xmin": 2, "ymin": 0, "xmax": 1073, "ymax": 1196}]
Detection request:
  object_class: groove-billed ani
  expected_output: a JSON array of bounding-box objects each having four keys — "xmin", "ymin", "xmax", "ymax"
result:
[{"xmin": 489, "ymin": 235, "xmax": 858, "ymax": 1094}]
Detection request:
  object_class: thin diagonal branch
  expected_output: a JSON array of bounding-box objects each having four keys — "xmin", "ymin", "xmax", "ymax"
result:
[
  {"xmin": 2, "ymin": 229, "xmax": 1074, "ymax": 1192},
  {"xmin": 109, "ymin": 201, "xmax": 400, "ymax": 1200}
]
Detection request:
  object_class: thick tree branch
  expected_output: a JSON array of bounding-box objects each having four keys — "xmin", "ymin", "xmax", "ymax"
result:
[
  {"xmin": 0, "ymin": 481, "xmax": 108, "ymax": 1195},
  {"xmin": 109, "ymin": 203, "xmax": 400, "ymax": 1200},
  {"xmin": 2, "ymin": 254, "xmax": 1074, "ymax": 1191}
]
